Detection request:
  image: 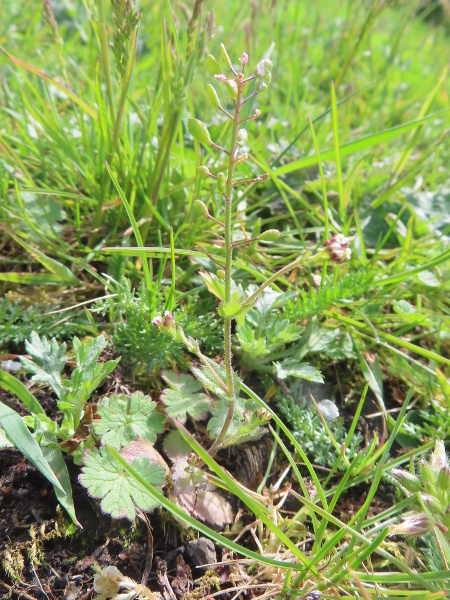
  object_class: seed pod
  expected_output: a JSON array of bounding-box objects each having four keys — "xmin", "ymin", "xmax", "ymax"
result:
[
  {"xmin": 217, "ymin": 172, "xmax": 226, "ymax": 193},
  {"xmin": 259, "ymin": 229, "xmax": 281, "ymax": 242},
  {"xmin": 188, "ymin": 118, "xmax": 212, "ymax": 145},
  {"xmin": 206, "ymin": 84, "xmax": 220, "ymax": 109},
  {"xmin": 206, "ymin": 54, "xmax": 221, "ymax": 76},
  {"xmin": 220, "ymin": 43, "xmax": 233, "ymax": 71},
  {"xmin": 217, "ymin": 269, "xmax": 225, "ymax": 279},
  {"xmin": 236, "ymin": 129, "xmax": 248, "ymax": 148},
  {"xmin": 255, "ymin": 58, "xmax": 273, "ymax": 93},
  {"xmin": 225, "ymin": 79, "xmax": 238, "ymax": 99},
  {"xmin": 194, "ymin": 199, "xmax": 209, "ymax": 217},
  {"xmin": 197, "ymin": 165, "xmax": 210, "ymax": 176}
]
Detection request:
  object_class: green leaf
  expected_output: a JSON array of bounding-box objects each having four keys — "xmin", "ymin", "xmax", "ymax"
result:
[
  {"xmin": 20, "ymin": 332, "xmax": 67, "ymax": 397},
  {"xmin": 42, "ymin": 443, "xmax": 79, "ymax": 525},
  {"xmin": 1, "ymin": 226, "xmax": 81, "ymax": 286},
  {"xmin": 94, "ymin": 392, "xmax": 165, "ymax": 449},
  {"xmin": 274, "ymin": 360, "xmax": 324, "ymax": 383},
  {"xmin": 236, "ymin": 324, "xmax": 269, "ymax": 357},
  {"xmin": 274, "ymin": 111, "xmax": 448, "ymax": 176},
  {"xmin": 0, "ymin": 368, "xmax": 46, "ymax": 416},
  {"xmin": 79, "ymin": 447, "xmax": 165, "ymax": 520},
  {"xmin": 160, "ymin": 371, "xmax": 210, "ymax": 423},
  {"xmin": 0, "ymin": 402, "xmax": 65, "ymax": 493},
  {"xmin": 207, "ymin": 399, "xmax": 244, "ymax": 441},
  {"xmin": 218, "ymin": 300, "xmax": 242, "ymax": 318},
  {"xmin": 191, "ymin": 364, "xmax": 240, "ymax": 399}
]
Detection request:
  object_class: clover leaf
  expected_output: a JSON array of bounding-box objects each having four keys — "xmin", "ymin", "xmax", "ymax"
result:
[
  {"xmin": 79, "ymin": 447, "xmax": 165, "ymax": 520},
  {"xmin": 93, "ymin": 392, "xmax": 165, "ymax": 450},
  {"xmin": 160, "ymin": 371, "xmax": 210, "ymax": 423}
]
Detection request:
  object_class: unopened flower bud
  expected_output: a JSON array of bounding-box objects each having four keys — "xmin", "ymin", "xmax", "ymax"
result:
[
  {"xmin": 420, "ymin": 459, "xmax": 437, "ymax": 488},
  {"xmin": 188, "ymin": 118, "xmax": 212, "ymax": 145},
  {"xmin": 207, "ymin": 84, "xmax": 220, "ymax": 109},
  {"xmin": 163, "ymin": 311, "xmax": 175, "ymax": 328},
  {"xmin": 254, "ymin": 109, "xmax": 261, "ymax": 117},
  {"xmin": 257, "ymin": 173, "xmax": 269, "ymax": 181},
  {"xmin": 225, "ymin": 79, "xmax": 238, "ymax": 100},
  {"xmin": 390, "ymin": 513, "xmax": 434, "ymax": 536},
  {"xmin": 431, "ymin": 440, "xmax": 447, "ymax": 471},
  {"xmin": 206, "ymin": 54, "xmax": 221, "ymax": 77},
  {"xmin": 217, "ymin": 172, "xmax": 226, "ymax": 193},
  {"xmin": 259, "ymin": 229, "xmax": 281, "ymax": 242},
  {"xmin": 257, "ymin": 407, "xmax": 272, "ymax": 421},
  {"xmin": 215, "ymin": 74, "xmax": 228, "ymax": 82},
  {"xmin": 220, "ymin": 43, "xmax": 233, "ymax": 71},
  {"xmin": 152, "ymin": 315, "xmax": 163, "ymax": 328},
  {"xmin": 392, "ymin": 469, "xmax": 422, "ymax": 493},
  {"xmin": 420, "ymin": 494, "xmax": 444, "ymax": 516},
  {"xmin": 217, "ymin": 269, "xmax": 225, "ymax": 280},
  {"xmin": 194, "ymin": 199, "xmax": 209, "ymax": 218},
  {"xmin": 236, "ymin": 129, "xmax": 248, "ymax": 148},
  {"xmin": 240, "ymin": 52, "xmax": 248, "ymax": 66},
  {"xmin": 437, "ymin": 465, "xmax": 450, "ymax": 491},
  {"xmin": 323, "ymin": 234, "xmax": 353, "ymax": 263}
]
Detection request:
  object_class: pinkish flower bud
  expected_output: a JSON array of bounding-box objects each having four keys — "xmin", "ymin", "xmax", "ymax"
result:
[
  {"xmin": 390, "ymin": 514, "xmax": 434, "ymax": 536},
  {"xmin": 214, "ymin": 74, "xmax": 228, "ymax": 82},
  {"xmin": 240, "ymin": 52, "xmax": 248, "ymax": 66},
  {"xmin": 152, "ymin": 315, "xmax": 163, "ymax": 328},
  {"xmin": 163, "ymin": 311, "xmax": 175, "ymax": 327},
  {"xmin": 323, "ymin": 234, "xmax": 353, "ymax": 263}
]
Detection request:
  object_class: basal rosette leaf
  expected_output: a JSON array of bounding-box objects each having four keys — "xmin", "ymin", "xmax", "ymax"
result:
[
  {"xmin": 79, "ymin": 446, "xmax": 166, "ymax": 520},
  {"xmin": 93, "ymin": 392, "xmax": 165, "ymax": 449}
]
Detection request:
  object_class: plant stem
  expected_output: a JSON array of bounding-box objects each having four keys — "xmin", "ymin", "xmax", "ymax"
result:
[
  {"xmin": 208, "ymin": 88, "xmax": 243, "ymax": 455},
  {"xmin": 96, "ymin": 0, "xmax": 115, "ymax": 121}
]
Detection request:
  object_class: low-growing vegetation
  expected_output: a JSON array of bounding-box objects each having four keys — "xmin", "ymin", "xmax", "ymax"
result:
[{"xmin": 0, "ymin": 0, "xmax": 449, "ymax": 598}]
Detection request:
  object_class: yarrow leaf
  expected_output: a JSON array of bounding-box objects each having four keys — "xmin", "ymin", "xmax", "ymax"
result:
[{"xmin": 94, "ymin": 392, "xmax": 165, "ymax": 449}]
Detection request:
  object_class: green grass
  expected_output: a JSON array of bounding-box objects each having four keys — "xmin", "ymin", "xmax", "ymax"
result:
[{"xmin": 0, "ymin": 0, "xmax": 449, "ymax": 597}]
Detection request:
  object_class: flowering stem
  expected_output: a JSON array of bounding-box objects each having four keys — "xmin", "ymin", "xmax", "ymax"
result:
[{"xmin": 208, "ymin": 80, "xmax": 244, "ymax": 456}]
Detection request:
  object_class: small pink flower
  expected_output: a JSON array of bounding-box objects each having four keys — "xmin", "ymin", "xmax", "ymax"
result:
[
  {"xmin": 214, "ymin": 74, "xmax": 228, "ymax": 82},
  {"xmin": 163, "ymin": 311, "xmax": 175, "ymax": 327},
  {"xmin": 323, "ymin": 234, "xmax": 353, "ymax": 263},
  {"xmin": 152, "ymin": 315, "xmax": 163, "ymax": 328},
  {"xmin": 390, "ymin": 513, "xmax": 434, "ymax": 536}
]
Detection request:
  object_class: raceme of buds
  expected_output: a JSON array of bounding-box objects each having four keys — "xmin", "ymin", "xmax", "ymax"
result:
[
  {"xmin": 188, "ymin": 118, "xmax": 212, "ymax": 145},
  {"xmin": 390, "ymin": 513, "xmax": 435, "ymax": 536},
  {"xmin": 207, "ymin": 84, "xmax": 220, "ymax": 108},
  {"xmin": 255, "ymin": 59, "xmax": 273, "ymax": 92},
  {"xmin": 391, "ymin": 469, "xmax": 422, "ymax": 493},
  {"xmin": 323, "ymin": 234, "xmax": 352, "ymax": 263},
  {"xmin": 206, "ymin": 54, "xmax": 221, "ymax": 76}
]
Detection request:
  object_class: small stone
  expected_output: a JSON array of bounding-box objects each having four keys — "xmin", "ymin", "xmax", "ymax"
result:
[{"xmin": 186, "ymin": 537, "xmax": 216, "ymax": 567}]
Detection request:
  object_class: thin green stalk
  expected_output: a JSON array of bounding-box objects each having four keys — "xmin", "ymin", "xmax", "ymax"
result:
[
  {"xmin": 95, "ymin": 0, "xmax": 115, "ymax": 121},
  {"xmin": 208, "ymin": 84, "xmax": 243, "ymax": 455}
]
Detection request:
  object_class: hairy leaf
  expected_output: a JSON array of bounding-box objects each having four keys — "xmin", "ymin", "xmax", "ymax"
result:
[
  {"xmin": 94, "ymin": 392, "xmax": 165, "ymax": 449},
  {"xmin": 191, "ymin": 364, "xmax": 240, "ymax": 400},
  {"xmin": 20, "ymin": 332, "xmax": 67, "ymax": 397},
  {"xmin": 79, "ymin": 447, "xmax": 165, "ymax": 520},
  {"xmin": 161, "ymin": 371, "xmax": 210, "ymax": 423},
  {"xmin": 274, "ymin": 360, "xmax": 324, "ymax": 383}
]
